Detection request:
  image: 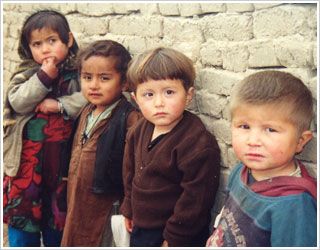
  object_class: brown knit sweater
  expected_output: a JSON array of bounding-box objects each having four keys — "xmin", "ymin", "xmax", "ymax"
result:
[{"xmin": 120, "ymin": 111, "xmax": 221, "ymax": 246}]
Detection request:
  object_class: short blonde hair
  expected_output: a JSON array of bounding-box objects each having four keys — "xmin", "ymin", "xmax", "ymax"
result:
[
  {"xmin": 126, "ymin": 47, "xmax": 195, "ymax": 92},
  {"xmin": 230, "ymin": 70, "xmax": 314, "ymax": 132}
]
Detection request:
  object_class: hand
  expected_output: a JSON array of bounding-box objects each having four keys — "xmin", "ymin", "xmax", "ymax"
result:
[
  {"xmin": 161, "ymin": 240, "xmax": 168, "ymax": 247},
  {"xmin": 41, "ymin": 57, "xmax": 58, "ymax": 79},
  {"xmin": 35, "ymin": 98, "xmax": 60, "ymax": 114},
  {"xmin": 124, "ymin": 217, "xmax": 133, "ymax": 233}
]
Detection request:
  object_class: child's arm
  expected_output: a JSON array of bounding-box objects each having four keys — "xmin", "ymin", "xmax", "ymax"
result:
[
  {"xmin": 120, "ymin": 128, "xmax": 136, "ymax": 226},
  {"xmin": 163, "ymin": 147, "xmax": 220, "ymax": 246},
  {"xmin": 7, "ymin": 67, "xmax": 52, "ymax": 114}
]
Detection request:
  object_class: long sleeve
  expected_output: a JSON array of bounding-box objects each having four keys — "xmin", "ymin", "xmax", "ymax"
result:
[
  {"xmin": 8, "ymin": 69, "xmax": 51, "ymax": 114},
  {"xmin": 163, "ymin": 146, "xmax": 220, "ymax": 246},
  {"xmin": 120, "ymin": 127, "xmax": 136, "ymax": 219}
]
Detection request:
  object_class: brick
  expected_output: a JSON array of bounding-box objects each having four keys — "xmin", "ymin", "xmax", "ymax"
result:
[
  {"xmin": 248, "ymin": 39, "xmax": 280, "ymax": 67},
  {"xmin": 112, "ymin": 3, "xmax": 140, "ymax": 14},
  {"xmin": 211, "ymin": 119, "xmax": 232, "ymax": 145},
  {"xmin": 77, "ymin": 3, "xmax": 114, "ymax": 16},
  {"xmin": 159, "ymin": 3, "xmax": 180, "ymax": 16},
  {"xmin": 253, "ymin": 5, "xmax": 316, "ymax": 39},
  {"xmin": 254, "ymin": 3, "xmax": 283, "ymax": 10},
  {"xmin": 163, "ymin": 18, "xmax": 203, "ymax": 43},
  {"xmin": 196, "ymin": 91, "xmax": 227, "ymax": 119},
  {"xmin": 82, "ymin": 17, "xmax": 108, "ymax": 36},
  {"xmin": 227, "ymin": 3, "xmax": 254, "ymax": 12},
  {"xmin": 222, "ymin": 42, "xmax": 249, "ymax": 72},
  {"xmin": 179, "ymin": 3, "xmax": 202, "ymax": 16},
  {"xmin": 110, "ymin": 16, "xmax": 163, "ymax": 37},
  {"xmin": 312, "ymin": 43, "xmax": 317, "ymax": 68},
  {"xmin": 199, "ymin": 69, "xmax": 243, "ymax": 96},
  {"xmin": 137, "ymin": 3, "xmax": 159, "ymax": 15},
  {"xmin": 274, "ymin": 39, "xmax": 313, "ymax": 68},
  {"xmin": 203, "ymin": 14, "xmax": 253, "ymax": 41},
  {"xmin": 308, "ymin": 77, "xmax": 317, "ymax": 100},
  {"xmin": 123, "ymin": 36, "xmax": 147, "ymax": 55},
  {"xmin": 200, "ymin": 40, "xmax": 225, "ymax": 67},
  {"xmin": 200, "ymin": 3, "xmax": 226, "ymax": 13},
  {"xmin": 171, "ymin": 41, "xmax": 201, "ymax": 62}
]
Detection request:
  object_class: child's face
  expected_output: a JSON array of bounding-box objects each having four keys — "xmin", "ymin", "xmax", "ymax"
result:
[
  {"xmin": 28, "ymin": 27, "xmax": 73, "ymax": 65},
  {"xmin": 133, "ymin": 79, "xmax": 193, "ymax": 134},
  {"xmin": 80, "ymin": 55, "xmax": 123, "ymax": 114},
  {"xmin": 231, "ymin": 103, "xmax": 312, "ymax": 180}
]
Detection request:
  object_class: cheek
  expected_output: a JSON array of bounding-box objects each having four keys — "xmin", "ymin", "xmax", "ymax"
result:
[{"xmin": 231, "ymin": 132, "xmax": 244, "ymax": 155}]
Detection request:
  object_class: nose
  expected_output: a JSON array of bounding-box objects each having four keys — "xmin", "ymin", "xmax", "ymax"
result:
[
  {"xmin": 89, "ymin": 78, "xmax": 99, "ymax": 89},
  {"xmin": 154, "ymin": 94, "xmax": 164, "ymax": 107},
  {"xmin": 246, "ymin": 129, "xmax": 261, "ymax": 147},
  {"xmin": 41, "ymin": 43, "xmax": 50, "ymax": 54}
]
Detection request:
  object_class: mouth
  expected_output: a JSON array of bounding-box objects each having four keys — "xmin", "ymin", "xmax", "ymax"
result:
[
  {"xmin": 245, "ymin": 153, "xmax": 265, "ymax": 161},
  {"xmin": 88, "ymin": 93, "xmax": 102, "ymax": 97},
  {"xmin": 154, "ymin": 112, "xmax": 167, "ymax": 116}
]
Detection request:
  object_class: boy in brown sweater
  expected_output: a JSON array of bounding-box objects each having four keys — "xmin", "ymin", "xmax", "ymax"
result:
[{"xmin": 120, "ymin": 47, "xmax": 221, "ymax": 247}]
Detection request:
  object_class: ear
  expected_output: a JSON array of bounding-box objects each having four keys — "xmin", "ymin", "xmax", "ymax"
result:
[
  {"xmin": 130, "ymin": 92, "xmax": 137, "ymax": 103},
  {"xmin": 67, "ymin": 32, "xmax": 74, "ymax": 48},
  {"xmin": 186, "ymin": 87, "xmax": 194, "ymax": 105},
  {"xmin": 295, "ymin": 130, "xmax": 313, "ymax": 153}
]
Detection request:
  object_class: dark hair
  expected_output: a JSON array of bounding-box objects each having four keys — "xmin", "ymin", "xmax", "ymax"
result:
[
  {"xmin": 230, "ymin": 70, "xmax": 314, "ymax": 131},
  {"xmin": 126, "ymin": 47, "xmax": 195, "ymax": 92},
  {"xmin": 77, "ymin": 40, "xmax": 132, "ymax": 84},
  {"xmin": 18, "ymin": 9, "xmax": 78, "ymax": 59}
]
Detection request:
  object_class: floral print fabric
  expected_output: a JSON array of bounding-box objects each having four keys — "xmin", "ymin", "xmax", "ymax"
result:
[{"xmin": 3, "ymin": 112, "xmax": 73, "ymax": 232}]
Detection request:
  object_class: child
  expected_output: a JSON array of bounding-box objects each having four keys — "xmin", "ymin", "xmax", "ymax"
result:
[
  {"xmin": 61, "ymin": 40, "xmax": 141, "ymax": 247},
  {"xmin": 3, "ymin": 10, "xmax": 87, "ymax": 247},
  {"xmin": 206, "ymin": 70, "xmax": 317, "ymax": 247},
  {"xmin": 120, "ymin": 47, "xmax": 221, "ymax": 247}
]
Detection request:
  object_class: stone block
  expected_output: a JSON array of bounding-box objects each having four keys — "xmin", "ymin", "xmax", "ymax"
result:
[
  {"xmin": 77, "ymin": 3, "xmax": 114, "ymax": 16},
  {"xmin": 254, "ymin": 3, "xmax": 283, "ymax": 10},
  {"xmin": 248, "ymin": 39, "xmax": 280, "ymax": 67},
  {"xmin": 199, "ymin": 69, "xmax": 243, "ymax": 96},
  {"xmin": 200, "ymin": 3, "xmax": 226, "ymax": 13},
  {"xmin": 112, "ymin": 3, "xmax": 140, "ymax": 14},
  {"xmin": 203, "ymin": 14, "xmax": 253, "ymax": 41},
  {"xmin": 222, "ymin": 42, "xmax": 249, "ymax": 72},
  {"xmin": 274, "ymin": 39, "xmax": 313, "ymax": 68},
  {"xmin": 312, "ymin": 43, "xmax": 317, "ymax": 68},
  {"xmin": 179, "ymin": 3, "xmax": 202, "ymax": 16},
  {"xmin": 159, "ymin": 3, "xmax": 180, "ymax": 16},
  {"xmin": 110, "ymin": 16, "xmax": 163, "ymax": 37},
  {"xmin": 211, "ymin": 119, "xmax": 232, "ymax": 145},
  {"xmin": 82, "ymin": 17, "xmax": 108, "ymax": 36},
  {"xmin": 123, "ymin": 36, "xmax": 147, "ymax": 55},
  {"xmin": 196, "ymin": 90, "xmax": 227, "ymax": 119},
  {"xmin": 200, "ymin": 40, "xmax": 225, "ymax": 67},
  {"xmin": 171, "ymin": 41, "xmax": 201, "ymax": 62},
  {"xmin": 227, "ymin": 3, "xmax": 254, "ymax": 12},
  {"xmin": 164, "ymin": 18, "xmax": 203, "ymax": 43},
  {"xmin": 137, "ymin": 3, "xmax": 159, "ymax": 15},
  {"xmin": 253, "ymin": 5, "xmax": 316, "ymax": 40},
  {"xmin": 308, "ymin": 77, "xmax": 317, "ymax": 100}
]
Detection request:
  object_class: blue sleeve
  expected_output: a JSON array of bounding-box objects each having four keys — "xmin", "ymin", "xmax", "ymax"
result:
[{"xmin": 270, "ymin": 193, "xmax": 317, "ymax": 247}]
